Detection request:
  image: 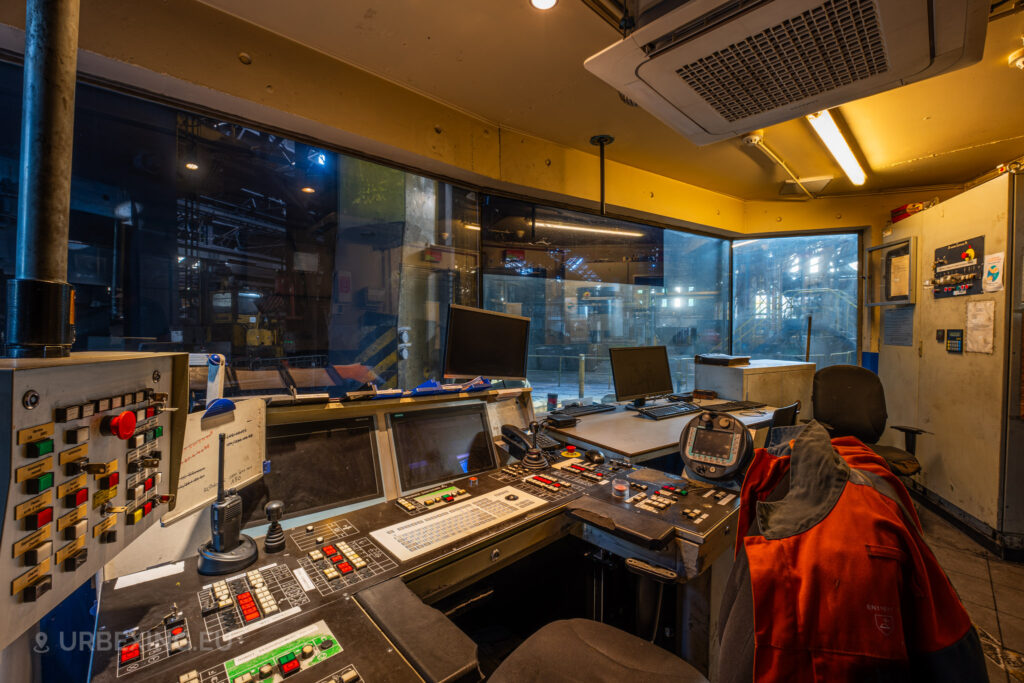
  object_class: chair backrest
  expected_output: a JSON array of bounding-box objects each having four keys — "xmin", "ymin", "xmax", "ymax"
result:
[
  {"xmin": 769, "ymin": 401, "xmax": 800, "ymax": 429},
  {"xmin": 812, "ymin": 365, "xmax": 887, "ymax": 444}
]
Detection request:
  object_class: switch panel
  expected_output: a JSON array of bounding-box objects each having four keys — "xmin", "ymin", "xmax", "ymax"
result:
[{"xmin": 0, "ymin": 352, "xmax": 186, "ymax": 651}]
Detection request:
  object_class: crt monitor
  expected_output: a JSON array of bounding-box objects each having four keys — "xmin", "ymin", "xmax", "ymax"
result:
[
  {"xmin": 239, "ymin": 415, "xmax": 382, "ymax": 528},
  {"xmin": 443, "ymin": 304, "xmax": 529, "ymax": 380},
  {"xmin": 609, "ymin": 345, "xmax": 674, "ymax": 404},
  {"xmin": 390, "ymin": 403, "xmax": 497, "ymax": 492}
]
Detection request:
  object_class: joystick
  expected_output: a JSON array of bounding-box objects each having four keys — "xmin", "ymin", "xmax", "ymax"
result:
[
  {"xmin": 520, "ymin": 420, "xmax": 549, "ymax": 471},
  {"xmin": 264, "ymin": 500, "xmax": 286, "ymax": 553}
]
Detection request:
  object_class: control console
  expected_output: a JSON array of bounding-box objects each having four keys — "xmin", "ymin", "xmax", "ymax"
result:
[{"xmin": 0, "ymin": 352, "xmax": 186, "ymax": 650}]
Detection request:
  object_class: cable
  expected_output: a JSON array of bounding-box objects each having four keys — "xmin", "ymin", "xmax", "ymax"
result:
[{"xmin": 650, "ymin": 582, "xmax": 664, "ymax": 642}]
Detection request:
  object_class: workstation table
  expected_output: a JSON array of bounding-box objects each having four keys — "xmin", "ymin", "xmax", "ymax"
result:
[{"xmin": 544, "ymin": 399, "xmax": 777, "ymax": 463}]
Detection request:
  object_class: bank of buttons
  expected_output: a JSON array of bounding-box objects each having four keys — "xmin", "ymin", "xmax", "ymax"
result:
[
  {"xmin": 397, "ymin": 498, "xmax": 416, "ymax": 511},
  {"xmin": 119, "ymin": 642, "xmax": 141, "ymax": 666},
  {"xmin": 211, "ymin": 580, "xmax": 233, "ymax": 610},
  {"xmin": 323, "ymin": 542, "xmax": 366, "ymax": 570},
  {"xmin": 178, "ymin": 672, "xmax": 199, "ymax": 683},
  {"xmin": 246, "ymin": 569, "xmax": 278, "ymax": 615},
  {"xmin": 236, "ymin": 591, "xmax": 260, "ymax": 623},
  {"xmin": 278, "ymin": 652, "xmax": 301, "ymax": 677}
]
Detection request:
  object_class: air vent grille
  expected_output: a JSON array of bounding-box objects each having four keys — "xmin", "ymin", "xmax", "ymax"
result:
[{"xmin": 675, "ymin": 0, "xmax": 888, "ymax": 122}]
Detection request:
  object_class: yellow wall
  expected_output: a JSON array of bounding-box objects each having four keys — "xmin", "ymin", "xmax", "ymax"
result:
[{"xmin": 0, "ymin": 0, "xmax": 961, "ymax": 244}]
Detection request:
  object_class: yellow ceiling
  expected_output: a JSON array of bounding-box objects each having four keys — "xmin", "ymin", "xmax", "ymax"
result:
[{"xmin": 197, "ymin": 0, "xmax": 1024, "ymax": 201}]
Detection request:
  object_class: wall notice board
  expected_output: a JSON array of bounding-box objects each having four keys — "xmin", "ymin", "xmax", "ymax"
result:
[
  {"xmin": 162, "ymin": 398, "xmax": 266, "ymax": 524},
  {"xmin": 933, "ymin": 236, "xmax": 985, "ymax": 299}
]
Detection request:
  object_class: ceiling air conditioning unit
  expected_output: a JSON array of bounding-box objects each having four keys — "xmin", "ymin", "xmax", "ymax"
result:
[{"xmin": 584, "ymin": 0, "xmax": 989, "ymax": 145}]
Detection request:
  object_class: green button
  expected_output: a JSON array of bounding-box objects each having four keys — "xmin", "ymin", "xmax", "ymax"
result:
[
  {"xmin": 27, "ymin": 439, "xmax": 54, "ymax": 458},
  {"xmin": 154, "ymin": 426, "xmax": 163, "ymax": 438},
  {"xmin": 278, "ymin": 652, "xmax": 296, "ymax": 665},
  {"xmin": 28, "ymin": 472, "xmax": 54, "ymax": 494}
]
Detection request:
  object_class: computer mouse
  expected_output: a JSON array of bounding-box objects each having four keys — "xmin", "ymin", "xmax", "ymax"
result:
[{"xmin": 584, "ymin": 449, "xmax": 605, "ymax": 465}]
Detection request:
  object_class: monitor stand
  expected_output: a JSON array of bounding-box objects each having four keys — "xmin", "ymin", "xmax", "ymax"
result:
[{"xmin": 625, "ymin": 396, "xmax": 669, "ymax": 411}]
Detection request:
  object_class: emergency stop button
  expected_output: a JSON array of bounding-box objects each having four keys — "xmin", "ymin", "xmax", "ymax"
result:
[{"xmin": 101, "ymin": 411, "xmax": 137, "ymax": 440}]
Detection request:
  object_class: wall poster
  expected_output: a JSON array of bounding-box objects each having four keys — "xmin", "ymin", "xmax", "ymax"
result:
[{"xmin": 933, "ymin": 236, "xmax": 985, "ymax": 299}]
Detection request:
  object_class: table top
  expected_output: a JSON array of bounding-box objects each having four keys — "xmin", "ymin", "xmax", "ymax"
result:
[{"xmin": 544, "ymin": 399, "xmax": 776, "ymax": 460}]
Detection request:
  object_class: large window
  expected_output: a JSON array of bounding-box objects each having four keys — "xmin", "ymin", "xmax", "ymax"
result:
[
  {"xmin": 480, "ymin": 196, "xmax": 730, "ymax": 406},
  {"xmin": 731, "ymin": 234, "xmax": 859, "ymax": 368},
  {"xmin": 0, "ymin": 62, "xmax": 478, "ymax": 400}
]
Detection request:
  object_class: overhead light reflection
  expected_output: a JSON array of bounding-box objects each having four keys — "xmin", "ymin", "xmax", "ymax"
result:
[{"xmin": 534, "ymin": 221, "xmax": 644, "ymax": 238}]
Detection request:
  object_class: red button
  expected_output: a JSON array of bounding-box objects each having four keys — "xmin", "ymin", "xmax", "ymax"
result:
[
  {"xmin": 69, "ymin": 488, "xmax": 88, "ymax": 507},
  {"xmin": 243, "ymin": 611, "xmax": 259, "ymax": 622},
  {"xmin": 144, "ymin": 477, "xmax": 154, "ymax": 491},
  {"xmin": 143, "ymin": 501, "xmax": 153, "ymax": 515},
  {"xmin": 328, "ymin": 555, "xmax": 341, "ymax": 564},
  {"xmin": 171, "ymin": 627, "xmax": 184, "ymax": 636},
  {"xmin": 26, "ymin": 507, "xmax": 53, "ymax": 530},
  {"xmin": 120, "ymin": 643, "xmax": 141, "ymax": 664},
  {"xmin": 566, "ymin": 445, "xmax": 576, "ymax": 452},
  {"xmin": 102, "ymin": 411, "xmax": 137, "ymax": 440},
  {"xmin": 338, "ymin": 562, "xmax": 353, "ymax": 575},
  {"xmin": 281, "ymin": 659, "xmax": 300, "ymax": 675},
  {"xmin": 145, "ymin": 406, "xmax": 155, "ymax": 418},
  {"xmin": 100, "ymin": 472, "xmax": 119, "ymax": 489},
  {"xmin": 322, "ymin": 545, "xmax": 337, "ymax": 555}
]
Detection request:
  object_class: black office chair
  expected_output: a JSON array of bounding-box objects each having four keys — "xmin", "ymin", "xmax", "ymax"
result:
[
  {"xmin": 765, "ymin": 401, "xmax": 800, "ymax": 448},
  {"xmin": 489, "ymin": 619, "xmax": 708, "ymax": 682},
  {"xmin": 811, "ymin": 365, "xmax": 926, "ymax": 476}
]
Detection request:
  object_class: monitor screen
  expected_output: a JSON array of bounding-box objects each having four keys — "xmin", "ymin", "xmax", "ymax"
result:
[
  {"xmin": 390, "ymin": 404, "xmax": 497, "ymax": 492},
  {"xmin": 443, "ymin": 305, "xmax": 529, "ymax": 380},
  {"xmin": 240, "ymin": 415, "xmax": 381, "ymax": 528},
  {"xmin": 609, "ymin": 345, "xmax": 674, "ymax": 401},
  {"xmin": 691, "ymin": 429, "xmax": 734, "ymax": 459}
]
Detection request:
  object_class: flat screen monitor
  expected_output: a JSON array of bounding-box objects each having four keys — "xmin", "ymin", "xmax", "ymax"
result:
[
  {"xmin": 390, "ymin": 403, "xmax": 497, "ymax": 492},
  {"xmin": 240, "ymin": 415, "xmax": 381, "ymax": 528},
  {"xmin": 609, "ymin": 345, "xmax": 674, "ymax": 402},
  {"xmin": 443, "ymin": 305, "xmax": 529, "ymax": 380}
]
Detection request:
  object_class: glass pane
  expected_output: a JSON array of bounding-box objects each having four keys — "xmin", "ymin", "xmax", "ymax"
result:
[
  {"xmin": 0, "ymin": 63, "xmax": 477, "ymax": 402},
  {"xmin": 732, "ymin": 234, "xmax": 859, "ymax": 368},
  {"xmin": 480, "ymin": 196, "xmax": 730, "ymax": 409}
]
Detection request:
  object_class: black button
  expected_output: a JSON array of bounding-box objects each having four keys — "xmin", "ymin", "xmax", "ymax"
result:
[{"xmin": 505, "ymin": 494, "xmax": 518, "ymax": 501}]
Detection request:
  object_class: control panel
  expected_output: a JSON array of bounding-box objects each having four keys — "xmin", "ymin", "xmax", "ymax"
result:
[
  {"xmin": 0, "ymin": 352, "xmax": 186, "ymax": 650},
  {"xmin": 680, "ymin": 411, "xmax": 753, "ymax": 481}
]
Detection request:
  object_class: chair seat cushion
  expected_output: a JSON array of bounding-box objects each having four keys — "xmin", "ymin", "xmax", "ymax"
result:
[
  {"xmin": 488, "ymin": 618, "xmax": 708, "ymax": 683},
  {"xmin": 870, "ymin": 444, "xmax": 922, "ymax": 476}
]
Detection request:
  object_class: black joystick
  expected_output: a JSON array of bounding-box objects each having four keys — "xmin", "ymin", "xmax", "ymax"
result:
[
  {"xmin": 520, "ymin": 420, "xmax": 549, "ymax": 471},
  {"xmin": 264, "ymin": 500, "xmax": 285, "ymax": 553}
]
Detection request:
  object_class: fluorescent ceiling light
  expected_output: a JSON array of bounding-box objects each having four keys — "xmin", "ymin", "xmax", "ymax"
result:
[
  {"xmin": 463, "ymin": 223, "xmax": 481, "ymax": 231},
  {"xmin": 806, "ymin": 110, "xmax": 866, "ymax": 186},
  {"xmin": 732, "ymin": 240, "xmax": 756, "ymax": 248},
  {"xmin": 534, "ymin": 220, "xmax": 644, "ymax": 238}
]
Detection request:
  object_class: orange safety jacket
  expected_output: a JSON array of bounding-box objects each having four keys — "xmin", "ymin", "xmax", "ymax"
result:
[{"xmin": 721, "ymin": 421, "xmax": 985, "ymax": 682}]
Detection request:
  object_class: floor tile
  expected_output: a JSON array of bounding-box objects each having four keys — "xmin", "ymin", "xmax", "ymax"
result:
[
  {"xmin": 993, "ymin": 582, "xmax": 1024, "ymax": 616},
  {"xmin": 998, "ymin": 612, "xmax": 1024, "ymax": 654},
  {"xmin": 946, "ymin": 568, "xmax": 996, "ymax": 610},
  {"xmin": 986, "ymin": 656, "xmax": 1008, "ymax": 683},
  {"xmin": 917, "ymin": 505, "xmax": 992, "ymax": 558},
  {"xmin": 989, "ymin": 559, "xmax": 1024, "ymax": 590},
  {"xmin": 966, "ymin": 604, "xmax": 1002, "ymax": 641},
  {"xmin": 931, "ymin": 542, "xmax": 991, "ymax": 581}
]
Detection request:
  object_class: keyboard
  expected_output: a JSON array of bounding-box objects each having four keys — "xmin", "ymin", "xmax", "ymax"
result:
[
  {"xmin": 533, "ymin": 433, "xmax": 561, "ymax": 450},
  {"xmin": 706, "ymin": 400, "xmax": 767, "ymax": 412},
  {"xmin": 556, "ymin": 403, "xmax": 616, "ymax": 417},
  {"xmin": 370, "ymin": 487, "xmax": 545, "ymax": 562},
  {"xmin": 639, "ymin": 403, "xmax": 702, "ymax": 420}
]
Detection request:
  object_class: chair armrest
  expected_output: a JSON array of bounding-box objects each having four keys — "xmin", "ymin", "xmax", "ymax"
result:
[
  {"xmin": 890, "ymin": 425, "xmax": 930, "ymax": 456},
  {"xmin": 891, "ymin": 425, "xmax": 930, "ymax": 435}
]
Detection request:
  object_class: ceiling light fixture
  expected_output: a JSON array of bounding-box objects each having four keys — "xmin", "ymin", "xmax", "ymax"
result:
[
  {"xmin": 531, "ymin": 0, "xmax": 557, "ymax": 9},
  {"xmin": 805, "ymin": 110, "xmax": 866, "ymax": 186},
  {"xmin": 185, "ymin": 162, "xmax": 199, "ymax": 171},
  {"xmin": 534, "ymin": 220, "xmax": 644, "ymax": 238},
  {"xmin": 300, "ymin": 186, "xmax": 316, "ymax": 194}
]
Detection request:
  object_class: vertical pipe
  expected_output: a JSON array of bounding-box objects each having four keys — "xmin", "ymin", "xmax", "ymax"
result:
[
  {"xmin": 589, "ymin": 135, "xmax": 614, "ymax": 217},
  {"xmin": 7, "ymin": 0, "xmax": 81, "ymax": 357},
  {"xmin": 805, "ymin": 315, "xmax": 813, "ymax": 363},
  {"xmin": 578, "ymin": 353, "xmax": 585, "ymax": 399}
]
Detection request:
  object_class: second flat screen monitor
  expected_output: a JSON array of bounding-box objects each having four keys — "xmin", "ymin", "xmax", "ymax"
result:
[
  {"xmin": 390, "ymin": 404, "xmax": 496, "ymax": 492},
  {"xmin": 609, "ymin": 345, "xmax": 674, "ymax": 402}
]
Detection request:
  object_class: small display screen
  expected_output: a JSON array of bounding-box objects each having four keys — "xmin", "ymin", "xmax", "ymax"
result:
[
  {"xmin": 391, "ymin": 404, "xmax": 496, "ymax": 492},
  {"xmin": 609, "ymin": 346, "xmax": 674, "ymax": 401},
  {"xmin": 240, "ymin": 416, "xmax": 381, "ymax": 528},
  {"xmin": 444, "ymin": 305, "xmax": 530, "ymax": 380},
  {"xmin": 691, "ymin": 429, "xmax": 735, "ymax": 460}
]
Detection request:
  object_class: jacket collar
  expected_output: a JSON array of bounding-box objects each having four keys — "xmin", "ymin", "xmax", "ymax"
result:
[{"xmin": 755, "ymin": 421, "xmax": 850, "ymax": 540}]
